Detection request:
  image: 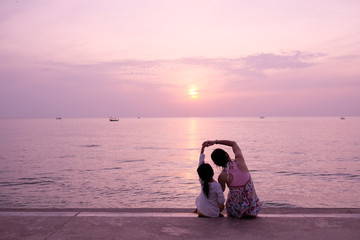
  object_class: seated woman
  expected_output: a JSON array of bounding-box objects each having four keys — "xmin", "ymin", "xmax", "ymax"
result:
[{"xmin": 202, "ymin": 140, "xmax": 261, "ymax": 218}]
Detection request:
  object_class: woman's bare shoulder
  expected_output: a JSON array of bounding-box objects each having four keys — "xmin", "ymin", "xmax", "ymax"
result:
[{"xmin": 218, "ymin": 171, "xmax": 228, "ymax": 182}]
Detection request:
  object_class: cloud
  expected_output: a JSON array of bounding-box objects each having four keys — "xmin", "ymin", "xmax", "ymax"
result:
[
  {"xmin": 242, "ymin": 51, "xmax": 325, "ymax": 70},
  {"xmin": 21, "ymin": 50, "xmax": 327, "ymax": 96},
  {"xmin": 1, "ymin": 48, "xmax": 359, "ymax": 118},
  {"xmin": 31, "ymin": 51, "xmax": 323, "ymax": 79},
  {"xmin": 332, "ymin": 54, "xmax": 360, "ymax": 61},
  {"xmin": 160, "ymin": 51, "xmax": 324, "ymax": 73}
]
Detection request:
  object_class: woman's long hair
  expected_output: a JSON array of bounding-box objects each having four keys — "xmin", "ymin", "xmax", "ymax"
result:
[
  {"xmin": 197, "ymin": 163, "xmax": 214, "ymax": 198},
  {"xmin": 211, "ymin": 148, "xmax": 230, "ymax": 167}
]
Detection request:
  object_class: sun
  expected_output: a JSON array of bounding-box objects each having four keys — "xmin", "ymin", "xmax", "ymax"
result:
[{"xmin": 188, "ymin": 87, "xmax": 199, "ymax": 98}]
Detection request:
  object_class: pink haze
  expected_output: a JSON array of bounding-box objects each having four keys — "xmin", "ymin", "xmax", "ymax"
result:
[{"xmin": 0, "ymin": 0, "xmax": 359, "ymax": 118}]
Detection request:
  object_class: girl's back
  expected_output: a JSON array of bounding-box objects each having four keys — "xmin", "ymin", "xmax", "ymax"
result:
[{"xmin": 196, "ymin": 181, "xmax": 225, "ymax": 217}]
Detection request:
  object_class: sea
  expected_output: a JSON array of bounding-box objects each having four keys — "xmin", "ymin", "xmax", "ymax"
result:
[{"xmin": 0, "ymin": 117, "xmax": 359, "ymax": 209}]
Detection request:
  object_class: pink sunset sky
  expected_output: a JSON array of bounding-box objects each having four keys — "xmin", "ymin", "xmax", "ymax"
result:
[{"xmin": 0, "ymin": 0, "xmax": 359, "ymax": 118}]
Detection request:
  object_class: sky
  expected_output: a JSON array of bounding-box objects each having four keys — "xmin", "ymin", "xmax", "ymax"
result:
[{"xmin": 0, "ymin": 0, "xmax": 359, "ymax": 118}]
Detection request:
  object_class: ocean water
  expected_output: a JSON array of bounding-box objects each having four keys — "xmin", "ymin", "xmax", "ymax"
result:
[{"xmin": 0, "ymin": 117, "xmax": 359, "ymax": 209}]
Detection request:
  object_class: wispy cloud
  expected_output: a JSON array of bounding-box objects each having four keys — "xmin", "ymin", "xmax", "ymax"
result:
[
  {"xmin": 14, "ymin": 50, "xmax": 327, "ymax": 97},
  {"xmin": 332, "ymin": 54, "xmax": 360, "ymax": 61},
  {"xmin": 242, "ymin": 51, "xmax": 325, "ymax": 70},
  {"xmin": 35, "ymin": 51, "xmax": 324, "ymax": 79},
  {"xmin": 1, "ymin": 50, "xmax": 358, "ymax": 117}
]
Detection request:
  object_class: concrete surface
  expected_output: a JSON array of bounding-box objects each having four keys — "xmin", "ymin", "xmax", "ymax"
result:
[{"xmin": 1, "ymin": 208, "xmax": 359, "ymax": 240}]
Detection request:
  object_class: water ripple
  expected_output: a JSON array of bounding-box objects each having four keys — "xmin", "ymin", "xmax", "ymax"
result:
[
  {"xmin": 103, "ymin": 167, "xmax": 122, "ymax": 171},
  {"xmin": 0, "ymin": 177, "xmax": 55, "ymax": 187},
  {"xmin": 81, "ymin": 144, "xmax": 101, "ymax": 148},
  {"xmin": 274, "ymin": 171, "xmax": 360, "ymax": 180},
  {"xmin": 117, "ymin": 159, "xmax": 145, "ymax": 163}
]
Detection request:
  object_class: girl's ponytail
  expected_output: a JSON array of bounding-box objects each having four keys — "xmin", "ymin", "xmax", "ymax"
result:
[{"xmin": 203, "ymin": 181, "xmax": 210, "ymax": 198}]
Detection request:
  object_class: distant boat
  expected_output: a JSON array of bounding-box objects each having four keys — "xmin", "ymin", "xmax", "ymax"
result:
[
  {"xmin": 340, "ymin": 117, "xmax": 346, "ymax": 120},
  {"xmin": 260, "ymin": 116, "xmax": 265, "ymax": 119},
  {"xmin": 56, "ymin": 117, "xmax": 62, "ymax": 120},
  {"xmin": 109, "ymin": 118, "xmax": 119, "ymax": 122}
]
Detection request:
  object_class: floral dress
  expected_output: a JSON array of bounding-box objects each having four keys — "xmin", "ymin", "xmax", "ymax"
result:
[{"xmin": 226, "ymin": 176, "xmax": 261, "ymax": 218}]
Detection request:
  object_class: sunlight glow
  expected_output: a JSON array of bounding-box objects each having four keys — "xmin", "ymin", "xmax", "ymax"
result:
[{"xmin": 188, "ymin": 87, "xmax": 199, "ymax": 98}]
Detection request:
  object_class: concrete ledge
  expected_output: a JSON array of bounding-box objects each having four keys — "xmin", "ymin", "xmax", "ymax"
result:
[
  {"xmin": 1, "ymin": 208, "xmax": 360, "ymax": 218},
  {"xmin": 1, "ymin": 207, "xmax": 360, "ymax": 213},
  {"xmin": 0, "ymin": 207, "xmax": 194, "ymax": 213},
  {"xmin": 1, "ymin": 208, "xmax": 360, "ymax": 240}
]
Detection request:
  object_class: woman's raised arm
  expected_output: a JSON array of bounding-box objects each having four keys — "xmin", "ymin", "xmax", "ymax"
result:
[{"xmin": 203, "ymin": 140, "xmax": 243, "ymax": 160}]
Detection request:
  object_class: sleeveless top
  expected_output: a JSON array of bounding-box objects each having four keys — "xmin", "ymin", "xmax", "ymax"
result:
[
  {"xmin": 226, "ymin": 161, "xmax": 250, "ymax": 187},
  {"xmin": 225, "ymin": 161, "xmax": 261, "ymax": 218}
]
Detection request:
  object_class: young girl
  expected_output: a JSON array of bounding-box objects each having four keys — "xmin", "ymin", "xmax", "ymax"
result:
[{"xmin": 195, "ymin": 145, "xmax": 225, "ymax": 218}]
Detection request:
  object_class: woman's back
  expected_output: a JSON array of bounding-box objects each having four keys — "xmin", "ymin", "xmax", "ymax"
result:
[{"xmin": 227, "ymin": 161, "xmax": 250, "ymax": 187}]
